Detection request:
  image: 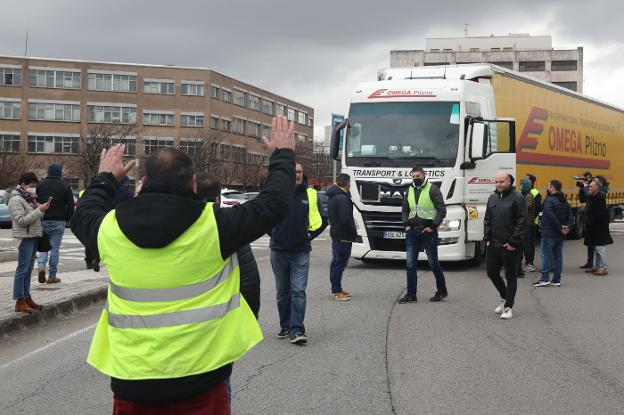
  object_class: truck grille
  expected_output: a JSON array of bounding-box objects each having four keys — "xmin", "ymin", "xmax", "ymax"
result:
[{"xmin": 361, "ymin": 211, "xmax": 406, "ymax": 251}]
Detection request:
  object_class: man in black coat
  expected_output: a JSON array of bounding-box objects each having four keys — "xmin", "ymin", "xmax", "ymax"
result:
[
  {"xmin": 583, "ymin": 179, "xmax": 613, "ymax": 276},
  {"xmin": 484, "ymin": 172, "xmax": 527, "ymax": 320},
  {"xmin": 326, "ymin": 173, "xmax": 356, "ymax": 301}
]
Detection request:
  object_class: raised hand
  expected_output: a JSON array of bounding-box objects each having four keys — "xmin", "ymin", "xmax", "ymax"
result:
[
  {"xmin": 98, "ymin": 144, "xmax": 136, "ymax": 181},
  {"xmin": 262, "ymin": 115, "xmax": 295, "ymax": 152}
]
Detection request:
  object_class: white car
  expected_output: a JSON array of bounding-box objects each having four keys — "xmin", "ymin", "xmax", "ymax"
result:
[{"xmin": 220, "ymin": 189, "xmax": 248, "ymax": 208}]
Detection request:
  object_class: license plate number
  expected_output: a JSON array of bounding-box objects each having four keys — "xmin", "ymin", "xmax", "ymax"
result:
[{"xmin": 383, "ymin": 231, "xmax": 406, "ymax": 239}]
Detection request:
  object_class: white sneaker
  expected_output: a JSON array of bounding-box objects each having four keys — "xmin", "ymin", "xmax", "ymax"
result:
[
  {"xmin": 525, "ymin": 264, "xmax": 536, "ymax": 272},
  {"xmin": 494, "ymin": 299, "xmax": 506, "ymax": 314},
  {"xmin": 500, "ymin": 307, "xmax": 513, "ymax": 319}
]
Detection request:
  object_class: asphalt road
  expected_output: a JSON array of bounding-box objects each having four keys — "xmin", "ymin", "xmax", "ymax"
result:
[{"xmin": 1, "ymin": 225, "xmax": 623, "ymax": 415}]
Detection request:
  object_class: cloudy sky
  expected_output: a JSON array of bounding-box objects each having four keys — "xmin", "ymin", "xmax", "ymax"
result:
[{"xmin": 2, "ymin": 0, "xmax": 623, "ymax": 141}]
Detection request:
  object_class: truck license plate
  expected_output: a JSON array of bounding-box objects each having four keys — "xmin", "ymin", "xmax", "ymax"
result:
[{"xmin": 383, "ymin": 231, "xmax": 406, "ymax": 239}]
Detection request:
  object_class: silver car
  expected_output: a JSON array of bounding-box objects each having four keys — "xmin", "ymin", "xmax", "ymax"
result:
[{"xmin": 0, "ymin": 191, "xmax": 11, "ymax": 228}]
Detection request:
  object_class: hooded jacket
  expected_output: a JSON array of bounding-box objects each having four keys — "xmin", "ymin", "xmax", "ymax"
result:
[
  {"xmin": 540, "ymin": 192, "xmax": 574, "ymax": 239},
  {"xmin": 484, "ymin": 187, "xmax": 527, "ymax": 248},
  {"xmin": 71, "ymin": 148, "xmax": 295, "ymax": 404},
  {"xmin": 326, "ymin": 185, "xmax": 357, "ymax": 242},
  {"xmin": 36, "ymin": 163, "xmax": 75, "ymax": 222},
  {"xmin": 270, "ymin": 175, "xmax": 328, "ymax": 252}
]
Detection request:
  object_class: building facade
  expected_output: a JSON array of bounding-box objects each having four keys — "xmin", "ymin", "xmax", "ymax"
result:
[
  {"xmin": 390, "ymin": 34, "xmax": 583, "ymax": 92},
  {"xmin": 0, "ymin": 56, "xmax": 314, "ymax": 191}
]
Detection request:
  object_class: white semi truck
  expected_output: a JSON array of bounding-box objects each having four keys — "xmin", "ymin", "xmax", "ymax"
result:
[{"xmin": 330, "ymin": 64, "xmax": 624, "ymax": 262}]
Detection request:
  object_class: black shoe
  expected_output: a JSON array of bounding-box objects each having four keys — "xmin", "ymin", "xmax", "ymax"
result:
[
  {"xmin": 85, "ymin": 260, "xmax": 93, "ymax": 270},
  {"xmin": 290, "ymin": 334, "xmax": 307, "ymax": 345},
  {"xmin": 92, "ymin": 260, "xmax": 100, "ymax": 272},
  {"xmin": 429, "ymin": 291, "xmax": 448, "ymax": 302},
  {"xmin": 579, "ymin": 263, "xmax": 593, "ymax": 269},
  {"xmin": 276, "ymin": 328, "xmax": 288, "ymax": 339},
  {"xmin": 517, "ymin": 271, "xmax": 525, "ymax": 278},
  {"xmin": 398, "ymin": 294, "xmax": 417, "ymax": 304}
]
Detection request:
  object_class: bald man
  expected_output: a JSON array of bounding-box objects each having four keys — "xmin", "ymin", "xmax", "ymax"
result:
[{"xmin": 483, "ymin": 172, "xmax": 527, "ymax": 320}]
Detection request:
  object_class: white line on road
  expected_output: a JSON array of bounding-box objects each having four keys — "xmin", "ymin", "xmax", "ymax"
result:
[{"xmin": 0, "ymin": 323, "xmax": 96, "ymax": 371}]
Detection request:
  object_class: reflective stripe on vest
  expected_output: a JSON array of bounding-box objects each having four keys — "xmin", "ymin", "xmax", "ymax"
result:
[
  {"xmin": 87, "ymin": 204, "xmax": 262, "ymax": 380},
  {"xmin": 407, "ymin": 183, "xmax": 436, "ymax": 220},
  {"xmin": 306, "ymin": 187, "xmax": 322, "ymax": 231}
]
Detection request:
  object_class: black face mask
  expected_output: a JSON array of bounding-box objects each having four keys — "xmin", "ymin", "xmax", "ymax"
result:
[{"xmin": 413, "ymin": 178, "xmax": 424, "ymax": 186}]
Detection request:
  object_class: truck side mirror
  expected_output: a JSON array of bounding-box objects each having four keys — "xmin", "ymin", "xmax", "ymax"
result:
[
  {"xmin": 330, "ymin": 119, "xmax": 348, "ymax": 160},
  {"xmin": 470, "ymin": 122, "xmax": 487, "ymax": 160}
]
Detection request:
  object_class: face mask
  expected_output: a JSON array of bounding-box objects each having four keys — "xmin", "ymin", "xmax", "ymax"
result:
[
  {"xmin": 413, "ymin": 178, "xmax": 424, "ymax": 186},
  {"xmin": 26, "ymin": 188, "xmax": 36, "ymax": 195}
]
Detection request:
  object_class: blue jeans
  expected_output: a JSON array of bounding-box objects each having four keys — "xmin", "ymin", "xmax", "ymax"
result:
[
  {"xmin": 540, "ymin": 237, "xmax": 564, "ymax": 283},
  {"xmin": 37, "ymin": 220, "xmax": 66, "ymax": 277},
  {"xmin": 405, "ymin": 229, "xmax": 446, "ymax": 297},
  {"xmin": 270, "ymin": 250, "xmax": 310, "ymax": 339},
  {"xmin": 330, "ymin": 240, "xmax": 352, "ymax": 293},
  {"xmin": 13, "ymin": 238, "xmax": 38, "ymax": 299},
  {"xmin": 595, "ymin": 246, "xmax": 608, "ymax": 269}
]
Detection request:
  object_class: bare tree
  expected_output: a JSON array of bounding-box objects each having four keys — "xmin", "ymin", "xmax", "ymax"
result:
[
  {"xmin": 70, "ymin": 123, "xmax": 141, "ymax": 187},
  {"xmin": 180, "ymin": 128, "xmax": 226, "ymax": 178},
  {"xmin": 0, "ymin": 152, "xmax": 35, "ymax": 189},
  {"xmin": 237, "ymin": 152, "xmax": 268, "ymax": 191}
]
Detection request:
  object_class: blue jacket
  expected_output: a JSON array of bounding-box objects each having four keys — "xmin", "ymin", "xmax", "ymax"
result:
[
  {"xmin": 270, "ymin": 176, "xmax": 327, "ymax": 252},
  {"xmin": 540, "ymin": 192, "xmax": 574, "ymax": 239},
  {"xmin": 326, "ymin": 185, "xmax": 357, "ymax": 242}
]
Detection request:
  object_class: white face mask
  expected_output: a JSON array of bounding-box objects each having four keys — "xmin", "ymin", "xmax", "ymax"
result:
[{"xmin": 26, "ymin": 188, "xmax": 36, "ymax": 195}]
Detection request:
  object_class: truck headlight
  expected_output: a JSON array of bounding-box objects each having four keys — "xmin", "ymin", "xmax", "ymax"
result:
[{"xmin": 439, "ymin": 219, "xmax": 461, "ymax": 232}]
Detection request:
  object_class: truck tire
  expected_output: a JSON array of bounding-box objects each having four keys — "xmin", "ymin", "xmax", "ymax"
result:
[
  {"xmin": 571, "ymin": 210, "xmax": 584, "ymax": 240},
  {"xmin": 467, "ymin": 241, "xmax": 484, "ymax": 267}
]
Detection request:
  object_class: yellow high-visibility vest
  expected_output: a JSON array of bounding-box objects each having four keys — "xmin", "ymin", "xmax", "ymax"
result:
[
  {"xmin": 407, "ymin": 183, "xmax": 436, "ymax": 220},
  {"xmin": 306, "ymin": 187, "xmax": 322, "ymax": 231},
  {"xmin": 87, "ymin": 203, "xmax": 262, "ymax": 380}
]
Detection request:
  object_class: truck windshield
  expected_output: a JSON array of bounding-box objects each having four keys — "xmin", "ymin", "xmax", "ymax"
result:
[{"xmin": 346, "ymin": 102, "xmax": 460, "ymax": 167}]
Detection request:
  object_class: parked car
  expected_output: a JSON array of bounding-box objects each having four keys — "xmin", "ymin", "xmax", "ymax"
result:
[
  {"xmin": 0, "ymin": 191, "xmax": 12, "ymax": 228},
  {"xmin": 244, "ymin": 192, "xmax": 259, "ymax": 201},
  {"xmin": 220, "ymin": 189, "xmax": 248, "ymax": 207}
]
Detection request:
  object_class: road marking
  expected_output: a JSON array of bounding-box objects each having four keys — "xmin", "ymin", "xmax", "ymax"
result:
[{"xmin": 0, "ymin": 323, "xmax": 96, "ymax": 371}]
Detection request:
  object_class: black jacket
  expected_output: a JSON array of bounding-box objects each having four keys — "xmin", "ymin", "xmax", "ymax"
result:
[
  {"xmin": 71, "ymin": 148, "xmax": 295, "ymax": 404},
  {"xmin": 540, "ymin": 192, "xmax": 574, "ymax": 239},
  {"xmin": 583, "ymin": 191, "xmax": 613, "ymax": 246},
  {"xmin": 326, "ymin": 185, "xmax": 356, "ymax": 241},
  {"xmin": 401, "ymin": 181, "xmax": 446, "ymax": 231},
  {"xmin": 237, "ymin": 244, "xmax": 260, "ymax": 318},
  {"xmin": 484, "ymin": 188, "xmax": 527, "ymax": 248},
  {"xmin": 36, "ymin": 163, "xmax": 74, "ymax": 222},
  {"xmin": 270, "ymin": 175, "xmax": 328, "ymax": 252}
]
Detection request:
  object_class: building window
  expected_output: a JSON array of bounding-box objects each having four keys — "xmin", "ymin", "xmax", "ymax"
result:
[
  {"xmin": 262, "ymin": 99, "xmax": 274, "ymax": 115},
  {"xmin": 181, "ymin": 82, "xmax": 205, "ymax": 96},
  {"xmin": 27, "ymin": 135, "xmax": 78, "ymax": 154},
  {"xmin": 211, "ymin": 85, "xmax": 220, "ymax": 99},
  {"xmin": 503, "ymin": 47, "xmax": 513, "ymax": 51},
  {"xmin": 297, "ymin": 133, "xmax": 307, "ymax": 144},
  {"xmin": 210, "ymin": 116, "xmax": 219, "ymax": 129},
  {"xmin": 491, "ymin": 61, "xmax": 513, "ymax": 70},
  {"xmin": 297, "ymin": 111, "xmax": 307, "ymax": 125},
  {"xmin": 552, "ymin": 81, "xmax": 578, "ymax": 92},
  {"xmin": 29, "ymin": 69, "xmax": 81, "ymax": 89},
  {"xmin": 220, "ymin": 144, "xmax": 231, "ymax": 160},
  {"xmin": 275, "ymin": 104, "xmax": 285, "ymax": 116},
  {"xmin": 430, "ymin": 48, "xmax": 440, "ymax": 52},
  {"xmin": 519, "ymin": 61, "xmax": 545, "ymax": 72},
  {"xmin": 88, "ymin": 72, "xmax": 137, "ymax": 92},
  {"xmin": 248, "ymin": 153, "xmax": 263, "ymax": 164},
  {"xmin": 221, "ymin": 89, "xmax": 231, "ymax": 102},
  {"xmin": 307, "ymin": 117, "xmax": 313, "ymax": 127},
  {"xmin": 181, "ymin": 113, "xmax": 204, "ymax": 127},
  {"xmin": 221, "ymin": 119, "xmax": 231, "ymax": 132},
  {"xmin": 231, "ymin": 146, "xmax": 246, "ymax": 163},
  {"xmin": 247, "ymin": 121, "xmax": 260, "ymax": 138},
  {"xmin": 443, "ymin": 48, "xmax": 453, "ymax": 52},
  {"xmin": 88, "ymin": 105, "xmax": 137, "ymax": 124},
  {"xmin": 233, "ymin": 89, "xmax": 247, "ymax": 107},
  {"xmin": 551, "ymin": 60, "xmax": 578, "ymax": 71},
  {"xmin": 111, "ymin": 137, "xmax": 136, "ymax": 156},
  {"xmin": 469, "ymin": 48, "xmax": 479, "ymax": 52},
  {"xmin": 143, "ymin": 112, "xmax": 174, "ymax": 126},
  {"xmin": 262, "ymin": 125, "xmax": 271, "ymax": 139},
  {"xmin": 423, "ymin": 62, "xmax": 449, "ymax": 66},
  {"xmin": 143, "ymin": 138, "xmax": 174, "ymax": 155},
  {"xmin": 248, "ymin": 95, "xmax": 261, "ymax": 111},
  {"xmin": 0, "ymin": 134, "xmax": 20, "ymax": 152},
  {"xmin": 1, "ymin": 67, "xmax": 22, "ymax": 86},
  {"xmin": 28, "ymin": 102, "xmax": 80, "ymax": 122},
  {"xmin": 144, "ymin": 81, "xmax": 175, "ymax": 95},
  {"xmin": 232, "ymin": 117, "xmax": 245, "ymax": 135},
  {"xmin": 0, "ymin": 100, "xmax": 21, "ymax": 119},
  {"xmin": 491, "ymin": 48, "xmax": 501, "ymax": 52},
  {"xmin": 287, "ymin": 108, "xmax": 296, "ymax": 122}
]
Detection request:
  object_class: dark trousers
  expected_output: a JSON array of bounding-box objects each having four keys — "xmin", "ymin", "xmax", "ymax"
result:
[
  {"xmin": 113, "ymin": 381, "xmax": 230, "ymax": 415},
  {"xmin": 330, "ymin": 239, "xmax": 352, "ymax": 293},
  {"xmin": 522, "ymin": 226, "xmax": 536, "ymax": 265},
  {"xmin": 486, "ymin": 245, "xmax": 522, "ymax": 308},
  {"xmin": 586, "ymin": 245, "xmax": 595, "ymax": 266},
  {"xmin": 405, "ymin": 229, "xmax": 446, "ymax": 297}
]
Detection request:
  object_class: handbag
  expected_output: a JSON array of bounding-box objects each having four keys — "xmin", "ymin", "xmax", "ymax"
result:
[{"xmin": 37, "ymin": 231, "xmax": 52, "ymax": 252}]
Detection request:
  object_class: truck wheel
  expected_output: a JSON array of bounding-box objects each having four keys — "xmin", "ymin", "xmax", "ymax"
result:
[
  {"xmin": 571, "ymin": 210, "xmax": 584, "ymax": 240},
  {"xmin": 467, "ymin": 241, "xmax": 484, "ymax": 267}
]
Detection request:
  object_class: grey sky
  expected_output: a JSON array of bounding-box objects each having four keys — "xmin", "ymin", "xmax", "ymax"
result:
[{"xmin": 2, "ymin": 0, "xmax": 623, "ymax": 141}]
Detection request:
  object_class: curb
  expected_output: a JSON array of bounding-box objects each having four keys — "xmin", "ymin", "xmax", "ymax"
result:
[
  {"xmin": 0, "ymin": 285, "xmax": 107, "ymax": 337},
  {"xmin": 0, "ymin": 250, "xmax": 17, "ymax": 263}
]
